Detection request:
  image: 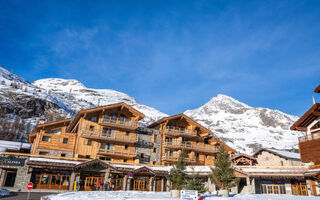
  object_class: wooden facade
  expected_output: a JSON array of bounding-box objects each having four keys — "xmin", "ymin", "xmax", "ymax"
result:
[
  {"xmin": 148, "ymin": 113, "xmax": 236, "ymax": 166},
  {"xmin": 29, "ymin": 103, "xmax": 235, "ymax": 166},
  {"xmin": 291, "ymin": 103, "xmax": 320, "ymax": 164}
]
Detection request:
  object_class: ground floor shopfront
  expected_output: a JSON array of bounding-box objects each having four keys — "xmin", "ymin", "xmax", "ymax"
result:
[{"xmin": 0, "ymin": 154, "xmax": 320, "ymax": 196}]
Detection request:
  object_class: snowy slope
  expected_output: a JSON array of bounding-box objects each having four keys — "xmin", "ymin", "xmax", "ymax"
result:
[
  {"xmin": 33, "ymin": 78, "xmax": 168, "ymax": 125},
  {"xmin": 185, "ymin": 94, "xmax": 303, "ymax": 154},
  {"xmin": 0, "ymin": 67, "xmax": 71, "ymax": 126},
  {"xmin": 0, "ymin": 67, "xmax": 303, "ymax": 154}
]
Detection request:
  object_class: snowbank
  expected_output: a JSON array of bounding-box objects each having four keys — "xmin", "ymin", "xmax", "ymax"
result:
[
  {"xmin": 45, "ymin": 191, "xmax": 178, "ymax": 200},
  {"xmin": 44, "ymin": 191, "xmax": 320, "ymax": 200},
  {"xmin": 0, "ymin": 189, "xmax": 11, "ymax": 197}
]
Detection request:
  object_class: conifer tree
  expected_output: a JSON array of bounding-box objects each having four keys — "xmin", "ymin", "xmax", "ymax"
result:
[
  {"xmin": 168, "ymin": 151, "xmax": 188, "ymax": 190},
  {"xmin": 209, "ymin": 146, "xmax": 238, "ymax": 190},
  {"xmin": 185, "ymin": 168, "xmax": 207, "ymax": 193}
]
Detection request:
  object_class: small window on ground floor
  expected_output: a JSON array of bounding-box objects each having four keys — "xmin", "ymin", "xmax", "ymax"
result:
[
  {"xmin": 60, "ymin": 153, "xmax": 66, "ymax": 157},
  {"xmin": 39, "ymin": 151, "xmax": 49, "ymax": 156},
  {"xmin": 124, "ymin": 159, "xmax": 127, "ymax": 163}
]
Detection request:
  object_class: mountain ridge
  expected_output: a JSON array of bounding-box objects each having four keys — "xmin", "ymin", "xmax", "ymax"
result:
[{"xmin": 0, "ymin": 67, "xmax": 302, "ymax": 154}]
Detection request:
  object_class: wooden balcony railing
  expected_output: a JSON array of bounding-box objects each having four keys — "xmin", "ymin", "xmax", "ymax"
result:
[
  {"xmin": 164, "ymin": 126, "xmax": 197, "ymax": 137},
  {"xmin": 101, "ymin": 116, "xmax": 138, "ymax": 130},
  {"xmin": 81, "ymin": 129, "xmax": 137, "ymax": 143},
  {"xmin": 163, "ymin": 141, "xmax": 218, "ymax": 153},
  {"xmin": 97, "ymin": 148, "xmax": 136, "ymax": 158},
  {"xmin": 162, "ymin": 154, "xmax": 196, "ymax": 163},
  {"xmin": 298, "ymin": 132, "xmax": 320, "ymax": 143}
]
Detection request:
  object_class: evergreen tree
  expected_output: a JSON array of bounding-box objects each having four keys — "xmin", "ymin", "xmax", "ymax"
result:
[
  {"xmin": 209, "ymin": 146, "xmax": 238, "ymax": 190},
  {"xmin": 185, "ymin": 168, "xmax": 207, "ymax": 193},
  {"xmin": 168, "ymin": 151, "xmax": 188, "ymax": 190}
]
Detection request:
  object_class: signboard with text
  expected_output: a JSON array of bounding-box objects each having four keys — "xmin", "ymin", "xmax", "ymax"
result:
[
  {"xmin": 181, "ymin": 190, "xmax": 198, "ymax": 200},
  {"xmin": 0, "ymin": 156, "xmax": 25, "ymax": 166}
]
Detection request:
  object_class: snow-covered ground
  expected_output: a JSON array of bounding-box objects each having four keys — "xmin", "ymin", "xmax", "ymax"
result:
[{"xmin": 44, "ymin": 191, "xmax": 320, "ymax": 200}]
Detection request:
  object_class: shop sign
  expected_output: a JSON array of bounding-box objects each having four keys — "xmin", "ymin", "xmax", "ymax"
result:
[
  {"xmin": 181, "ymin": 190, "xmax": 198, "ymax": 200},
  {"xmin": 0, "ymin": 156, "xmax": 26, "ymax": 166}
]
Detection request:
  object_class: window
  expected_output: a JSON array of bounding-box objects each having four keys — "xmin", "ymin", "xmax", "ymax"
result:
[
  {"xmin": 39, "ymin": 151, "xmax": 49, "ymax": 156},
  {"xmin": 89, "ymin": 126, "xmax": 95, "ymax": 131},
  {"xmin": 45, "ymin": 129, "xmax": 61, "ymax": 135},
  {"xmin": 87, "ymin": 116, "xmax": 97, "ymax": 122},
  {"xmin": 85, "ymin": 155, "xmax": 90, "ymax": 159},
  {"xmin": 152, "ymin": 161, "xmax": 156, "ymax": 165},
  {"xmin": 153, "ymin": 135, "xmax": 157, "ymax": 143},
  {"xmin": 60, "ymin": 153, "xmax": 66, "ymax": 157},
  {"xmin": 42, "ymin": 136, "xmax": 51, "ymax": 142},
  {"xmin": 102, "ymin": 128, "xmax": 114, "ymax": 136},
  {"xmin": 280, "ymin": 161, "xmax": 284, "ymax": 166},
  {"xmin": 153, "ymin": 148, "xmax": 156, "ymax": 153},
  {"xmin": 104, "ymin": 113, "xmax": 117, "ymax": 120},
  {"xmin": 87, "ymin": 139, "xmax": 92, "ymax": 146},
  {"xmin": 196, "ymin": 153, "xmax": 199, "ymax": 158},
  {"xmin": 126, "ymin": 131, "xmax": 130, "ymax": 136},
  {"xmin": 123, "ymin": 159, "xmax": 127, "ymax": 163},
  {"xmin": 125, "ymin": 145, "xmax": 128, "ymax": 150},
  {"xmin": 141, "ymin": 153, "xmax": 144, "ymax": 158},
  {"xmin": 62, "ymin": 138, "xmax": 68, "ymax": 144},
  {"xmin": 100, "ymin": 143, "xmax": 113, "ymax": 150}
]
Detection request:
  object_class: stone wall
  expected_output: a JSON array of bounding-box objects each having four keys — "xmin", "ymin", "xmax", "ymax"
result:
[
  {"xmin": 255, "ymin": 151, "xmax": 303, "ymax": 166},
  {"xmin": 35, "ymin": 148, "xmax": 73, "ymax": 158},
  {"xmin": 136, "ymin": 130, "xmax": 161, "ymax": 165},
  {"xmin": 0, "ymin": 155, "xmax": 31, "ymax": 192}
]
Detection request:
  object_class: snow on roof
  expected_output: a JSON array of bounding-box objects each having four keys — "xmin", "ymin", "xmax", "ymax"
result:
[
  {"xmin": 253, "ymin": 148, "xmax": 301, "ymax": 160},
  {"xmin": 29, "ymin": 157, "xmax": 81, "ymax": 165},
  {"xmin": 0, "ymin": 140, "xmax": 32, "ymax": 151},
  {"xmin": 265, "ymin": 149, "xmax": 300, "ymax": 160}
]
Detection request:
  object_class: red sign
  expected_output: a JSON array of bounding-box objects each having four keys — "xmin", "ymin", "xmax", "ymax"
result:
[{"xmin": 27, "ymin": 182, "xmax": 33, "ymax": 190}]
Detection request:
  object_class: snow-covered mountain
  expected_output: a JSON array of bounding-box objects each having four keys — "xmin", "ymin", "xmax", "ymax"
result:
[
  {"xmin": 185, "ymin": 94, "xmax": 303, "ymax": 154},
  {"xmin": 0, "ymin": 67, "xmax": 303, "ymax": 154},
  {"xmin": 33, "ymin": 78, "xmax": 168, "ymax": 125}
]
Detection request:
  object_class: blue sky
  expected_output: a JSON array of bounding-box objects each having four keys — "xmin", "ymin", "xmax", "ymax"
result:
[{"xmin": 0, "ymin": 0, "xmax": 319, "ymax": 116}]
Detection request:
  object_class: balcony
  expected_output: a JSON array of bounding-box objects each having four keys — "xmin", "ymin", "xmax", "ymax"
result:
[
  {"xmin": 97, "ymin": 148, "xmax": 136, "ymax": 158},
  {"xmin": 164, "ymin": 126, "xmax": 198, "ymax": 138},
  {"xmin": 298, "ymin": 132, "xmax": 320, "ymax": 163},
  {"xmin": 101, "ymin": 116, "xmax": 138, "ymax": 130},
  {"xmin": 81, "ymin": 129, "xmax": 138, "ymax": 144},
  {"xmin": 163, "ymin": 141, "xmax": 218, "ymax": 154},
  {"xmin": 162, "ymin": 154, "xmax": 196, "ymax": 163}
]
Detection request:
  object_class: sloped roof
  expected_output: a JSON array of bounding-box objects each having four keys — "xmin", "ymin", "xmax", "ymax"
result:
[
  {"xmin": 253, "ymin": 148, "xmax": 301, "ymax": 161},
  {"xmin": 314, "ymin": 84, "xmax": 320, "ymax": 93},
  {"xmin": 290, "ymin": 103, "xmax": 320, "ymax": 131},
  {"xmin": 35, "ymin": 118, "xmax": 72, "ymax": 132},
  {"xmin": 0, "ymin": 140, "xmax": 32, "ymax": 151},
  {"xmin": 67, "ymin": 102, "xmax": 145, "ymax": 132}
]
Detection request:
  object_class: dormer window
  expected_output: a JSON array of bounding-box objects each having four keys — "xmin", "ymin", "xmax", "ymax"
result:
[
  {"xmin": 45, "ymin": 128, "xmax": 61, "ymax": 135},
  {"xmin": 87, "ymin": 116, "xmax": 97, "ymax": 122}
]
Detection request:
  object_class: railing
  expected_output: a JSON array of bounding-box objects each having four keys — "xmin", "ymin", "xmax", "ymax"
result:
[
  {"xmin": 163, "ymin": 141, "xmax": 218, "ymax": 153},
  {"xmin": 81, "ymin": 129, "xmax": 137, "ymax": 143},
  {"xmin": 101, "ymin": 116, "xmax": 138, "ymax": 129},
  {"xmin": 97, "ymin": 148, "xmax": 136, "ymax": 157},
  {"xmin": 162, "ymin": 154, "xmax": 196, "ymax": 163},
  {"xmin": 298, "ymin": 132, "xmax": 320, "ymax": 143},
  {"xmin": 165, "ymin": 126, "xmax": 197, "ymax": 137}
]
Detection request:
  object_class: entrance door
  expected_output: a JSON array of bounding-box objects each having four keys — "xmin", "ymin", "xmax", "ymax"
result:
[
  {"xmin": 133, "ymin": 179, "xmax": 149, "ymax": 191},
  {"xmin": 84, "ymin": 177, "xmax": 104, "ymax": 191},
  {"xmin": 4, "ymin": 171, "xmax": 16, "ymax": 187},
  {"xmin": 155, "ymin": 178, "xmax": 162, "ymax": 192}
]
